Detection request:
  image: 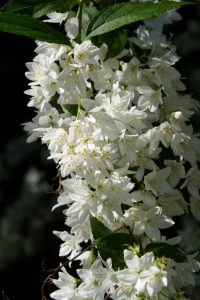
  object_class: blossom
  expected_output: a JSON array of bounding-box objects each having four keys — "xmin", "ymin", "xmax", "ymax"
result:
[
  {"xmin": 22, "ymin": 5, "xmax": 200, "ymax": 300},
  {"xmin": 116, "ymin": 250, "xmax": 168, "ymax": 297},
  {"xmin": 117, "ymin": 250, "xmax": 155, "ymax": 284},
  {"xmin": 171, "ymin": 132, "xmax": 196, "ymax": 166},
  {"xmin": 137, "ymin": 86, "xmax": 163, "ymax": 112},
  {"xmin": 53, "ymin": 231, "xmax": 81, "ymax": 260},
  {"xmin": 135, "ymin": 265, "xmax": 168, "ymax": 297},
  {"xmin": 124, "ymin": 206, "xmax": 174, "ymax": 240},
  {"xmin": 181, "ymin": 168, "xmax": 200, "ymax": 197},
  {"xmin": 50, "ymin": 268, "xmax": 77, "ymax": 300},
  {"xmin": 144, "ymin": 168, "xmax": 173, "ymax": 196},
  {"xmin": 44, "ymin": 12, "xmax": 68, "ymax": 24},
  {"xmin": 157, "ymin": 190, "xmax": 187, "ymax": 217},
  {"xmin": 164, "ymin": 160, "xmax": 185, "ymax": 188},
  {"xmin": 73, "ymin": 41, "xmax": 100, "ymax": 66},
  {"xmin": 131, "ymin": 189, "xmax": 156, "ymax": 207},
  {"xmin": 77, "ymin": 259, "xmax": 114, "ymax": 300}
]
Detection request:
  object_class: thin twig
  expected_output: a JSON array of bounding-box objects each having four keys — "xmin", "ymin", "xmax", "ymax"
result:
[{"xmin": 41, "ymin": 244, "xmax": 92, "ymax": 300}]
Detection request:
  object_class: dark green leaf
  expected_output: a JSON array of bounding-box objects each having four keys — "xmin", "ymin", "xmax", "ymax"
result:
[
  {"xmin": 0, "ymin": 1, "xmax": 32, "ymax": 15},
  {"xmin": 93, "ymin": 232, "xmax": 138, "ymax": 269},
  {"xmin": 87, "ymin": 1, "xmax": 192, "ymax": 38},
  {"xmin": 64, "ymin": 104, "xmax": 80, "ymax": 116},
  {"xmin": 98, "ymin": 247, "xmax": 125, "ymax": 269},
  {"xmin": 92, "ymin": 29, "xmax": 128, "ymax": 59},
  {"xmin": 50, "ymin": 94, "xmax": 63, "ymax": 113},
  {"xmin": 33, "ymin": 0, "xmax": 79, "ymax": 18},
  {"xmin": 145, "ymin": 242, "xmax": 187, "ymax": 263},
  {"xmin": 20, "ymin": 0, "xmax": 56, "ymax": 3},
  {"xmin": 64, "ymin": 103, "xmax": 84, "ymax": 116},
  {"xmin": 94, "ymin": 232, "xmax": 137, "ymax": 251},
  {"xmin": 100, "ymin": 0, "xmax": 129, "ymax": 9},
  {"xmin": 0, "ymin": 12, "xmax": 70, "ymax": 44},
  {"xmin": 90, "ymin": 215, "xmax": 112, "ymax": 240}
]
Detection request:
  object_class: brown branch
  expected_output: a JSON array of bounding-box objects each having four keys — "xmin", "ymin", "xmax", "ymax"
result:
[{"xmin": 41, "ymin": 244, "xmax": 92, "ymax": 300}]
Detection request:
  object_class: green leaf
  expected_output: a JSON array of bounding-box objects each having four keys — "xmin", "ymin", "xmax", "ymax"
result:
[
  {"xmin": 94, "ymin": 233, "xmax": 137, "ymax": 251},
  {"xmin": 2, "ymin": 0, "xmax": 79, "ymax": 18},
  {"xmin": 50, "ymin": 94, "xmax": 63, "ymax": 113},
  {"xmin": 93, "ymin": 232, "xmax": 138, "ymax": 269},
  {"xmin": 90, "ymin": 216, "xmax": 112, "ymax": 240},
  {"xmin": 92, "ymin": 29, "xmax": 128, "ymax": 59},
  {"xmin": 145, "ymin": 242, "xmax": 187, "ymax": 263},
  {"xmin": 96, "ymin": 246, "xmax": 125, "ymax": 269},
  {"xmin": 64, "ymin": 104, "xmax": 78, "ymax": 116},
  {"xmin": 20, "ymin": 0, "xmax": 56, "ymax": 3},
  {"xmin": 0, "ymin": 12, "xmax": 70, "ymax": 44},
  {"xmin": 100, "ymin": 0, "xmax": 129, "ymax": 9},
  {"xmin": 87, "ymin": 1, "xmax": 192, "ymax": 38},
  {"xmin": 33, "ymin": 0, "xmax": 79, "ymax": 18},
  {"xmin": 0, "ymin": 1, "xmax": 33, "ymax": 15}
]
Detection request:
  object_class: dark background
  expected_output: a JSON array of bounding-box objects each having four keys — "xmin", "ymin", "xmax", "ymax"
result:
[
  {"xmin": 0, "ymin": 17, "xmax": 64, "ymax": 300},
  {"xmin": 0, "ymin": 1, "xmax": 200, "ymax": 300}
]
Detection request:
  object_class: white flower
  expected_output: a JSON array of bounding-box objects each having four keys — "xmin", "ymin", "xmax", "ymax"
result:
[
  {"xmin": 121, "ymin": 57, "xmax": 140, "ymax": 85},
  {"xmin": 171, "ymin": 132, "xmax": 196, "ymax": 166},
  {"xmin": 165, "ymin": 94, "xmax": 200, "ymax": 119},
  {"xmin": 159, "ymin": 122, "xmax": 174, "ymax": 148},
  {"xmin": 144, "ymin": 167, "xmax": 173, "ymax": 196},
  {"xmin": 158, "ymin": 190, "xmax": 187, "ymax": 217},
  {"xmin": 90, "ymin": 109, "xmax": 123, "ymax": 141},
  {"xmin": 77, "ymin": 259, "xmax": 113, "ymax": 300},
  {"xmin": 73, "ymin": 41, "xmax": 100, "ymax": 66},
  {"xmin": 65, "ymin": 16, "xmax": 79, "ymax": 39},
  {"xmin": 91, "ymin": 63, "xmax": 122, "ymax": 91},
  {"xmin": 174, "ymin": 253, "xmax": 200, "ymax": 288},
  {"xmin": 116, "ymin": 250, "xmax": 168, "ymax": 297},
  {"xmin": 64, "ymin": 13, "xmax": 89, "ymax": 40},
  {"xmin": 35, "ymin": 42, "xmax": 68, "ymax": 62},
  {"xmin": 130, "ymin": 147, "xmax": 160, "ymax": 181},
  {"xmin": 119, "ymin": 133, "xmax": 139, "ymax": 162},
  {"xmin": 23, "ymin": 7, "xmax": 200, "ymax": 300},
  {"xmin": 181, "ymin": 168, "xmax": 200, "ymax": 197},
  {"xmin": 137, "ymin": 86, "xmax": 163, "ymax": 112},
  {"xmin": 25, "ymin": 60, "xmax": 48, "ymax": 83},
  {"xmin": 44, "ymin": 12, "xmax": 68, "ymax": 24},
  {"xmin": 132, "ymin": 189, "xmax": 156, "ymax": 207},
  {"xmin": 117, "ymin": 250, "xmax": 155, "ymax": 284},
  {"xmin": 91, "ymin": 172, "xmax": 134, "ymax": 222},
  {"xmin": 57, "ymin": 65, "xmax": 88, "ymax": 105},
  {"xmin": 25, "ymin": 86, "xmax": 50, "ymax": 110},
  {"xmin": 129, "ymin": 25, "xmax": 154, "ymax": 49},
  {"xmin": 164, "ymin": 160, "xmax": 185, "ymax": 187},
  {"xmin": 42, "ymin": 128, "xmax": 67, "ymax": 155},
  {"xmin": 53, "ymin": 231, "xmax": 81, "ymax": 259},
  {"xmin": 40, "ymin": 70, "xmax": 60, "ymax": 96},
  {"xmin": 144, "ymin": 9, "xmax": 182, "ymax": 28},
  {"xmin": 136, "ymin": 265, "xmax": 168, "ymax": 297},
  {"xmin": 50, "ymin": 267, "xmax": 77, "ymax": 300},
  {"xmin": 124, "ymin": 206, "xmax": 174, "ymax": 240}
]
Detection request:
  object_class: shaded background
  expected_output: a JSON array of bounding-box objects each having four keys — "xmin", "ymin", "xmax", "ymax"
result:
[
  {"xmin": 0, "ymin": 18, "xmax": 64, "ymax": 300},
  {"xmin": 0, "ymin": 1, "xmax": 200, "ymax": 299}
]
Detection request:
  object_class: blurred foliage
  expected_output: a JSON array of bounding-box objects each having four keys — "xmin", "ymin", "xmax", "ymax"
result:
[{"xmin": 0, "ymin": 137, "xmax": 65, "ymax": 299}]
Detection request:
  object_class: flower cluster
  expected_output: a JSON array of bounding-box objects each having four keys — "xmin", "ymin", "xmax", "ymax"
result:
[{"xmin": 24, "ymin": 4, "xmax": 200, "ymax": 300}]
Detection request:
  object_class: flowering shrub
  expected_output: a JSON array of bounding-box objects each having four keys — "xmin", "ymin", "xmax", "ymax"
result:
[{"xmin": 1, "ymin": 0, "xmax": 200, "ymax": 299}]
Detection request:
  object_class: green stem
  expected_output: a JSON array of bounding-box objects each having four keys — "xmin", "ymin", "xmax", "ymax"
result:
[{"xmin": 77, "ymin": 0, "xmax": 83, "ymax": 43}]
